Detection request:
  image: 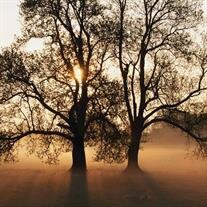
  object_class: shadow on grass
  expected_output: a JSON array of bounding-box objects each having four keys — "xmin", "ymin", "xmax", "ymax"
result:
[{"xmin": 67, "ymin": 171, "xmax": 90, "ymax": 207}]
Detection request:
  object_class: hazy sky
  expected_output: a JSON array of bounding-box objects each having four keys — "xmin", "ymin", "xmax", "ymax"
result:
[
  {"xmin": 0, "ymin": 0, "xmax": 21, "ymax": 48},
  {"xmin": 0, "ymin": 0, "xmax": 207, "ymax": 48}
]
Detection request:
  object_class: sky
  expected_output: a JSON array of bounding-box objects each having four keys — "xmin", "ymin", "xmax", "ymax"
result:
[
  {"xmin": 0, "ymin": 0, "xmax": 44, "ymax": 51},
  {"xmin": 0, "ymin": 0, "xmax": 21, "ymax": 48},
  {"xmin": 0, "ymin": 0, "xmax": 207, "ymax": 49}
]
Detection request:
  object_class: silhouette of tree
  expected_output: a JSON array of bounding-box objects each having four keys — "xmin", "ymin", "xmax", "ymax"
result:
[
  {"xmin": 114, "ymin": 0, "xmax": 207, "ymax": 171},
  {"xmin": 1, "ymin": 0, "xmax": 207, "ymax": 172},
  {"xmin": 0, "ymin": 0, "xmax": 125, "ymax": 171}
]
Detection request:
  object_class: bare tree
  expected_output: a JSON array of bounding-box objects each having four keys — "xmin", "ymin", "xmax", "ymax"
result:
[
  {"xmin": 0, "ymin": 0, "xmax": 124, "ymax": 172},
  {"xmin": 114, "ymin": 0, "xmax": 207, "ymax": 171}
]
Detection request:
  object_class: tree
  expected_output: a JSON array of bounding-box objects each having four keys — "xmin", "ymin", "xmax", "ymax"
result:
[
  {"xmin": 0, "ymin": 0, "xmax": 124, "ymax": 172},
  {"xmin": 114, "ymin": 0, "xmax": 207, "ymax": 171}
]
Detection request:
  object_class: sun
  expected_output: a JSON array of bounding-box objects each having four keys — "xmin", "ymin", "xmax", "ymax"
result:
[{"xmin": 74, "ymin": 67, "xmax": 83, "ymax": 83}]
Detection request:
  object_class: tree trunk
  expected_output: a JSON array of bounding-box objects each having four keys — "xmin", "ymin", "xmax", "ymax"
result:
[
  {"xmin": 71, "ymin": 138, "xmax": 87, "ymax": 172},
  {"xmin": 125, "ymin": 131, "xmax": 142, "ymax": 172}
]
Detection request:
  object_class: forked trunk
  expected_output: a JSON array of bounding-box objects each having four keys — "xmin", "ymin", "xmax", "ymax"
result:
[{"xmin": 71, "ymin": 138, "xmax": 87, "ymax": 172}]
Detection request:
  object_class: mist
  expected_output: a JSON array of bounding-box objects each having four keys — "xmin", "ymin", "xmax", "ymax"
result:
[{"xmin": 1, "ymin": 125, "xmax": 206, "ymax": 207}]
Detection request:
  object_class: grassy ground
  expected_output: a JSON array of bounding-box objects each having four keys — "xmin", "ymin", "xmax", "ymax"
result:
[{"xmin": 0, "ymin": 126, "xmax": 206, "ymax": 207}]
